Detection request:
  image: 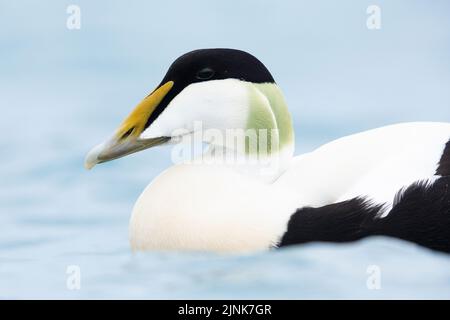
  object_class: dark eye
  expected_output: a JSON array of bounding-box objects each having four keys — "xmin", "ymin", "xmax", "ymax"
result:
[{"xmin": 196, "ymin": 67, "xmax": 215, "ymax": 80}]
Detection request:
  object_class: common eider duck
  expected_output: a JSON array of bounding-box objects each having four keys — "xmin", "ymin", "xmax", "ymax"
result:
[{"xmin": 85, "ymin": 49, "xmax": 450, "ymax": 253}]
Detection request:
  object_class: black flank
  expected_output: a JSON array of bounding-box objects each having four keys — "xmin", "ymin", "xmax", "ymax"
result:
[
  {"xmin": 371, "ymin": 177, "xmax": 450, "ymax": 253},
  {"xmin": 278, "ymin": 198, "xmax": 384, "ymax": 246},
  {"xmin": 436, "ymin": 138, "xmax": 450, "ymax": 176},
  {"xmin": 279, "ymin": 176, "xmax": 450, "ymax": 253}
]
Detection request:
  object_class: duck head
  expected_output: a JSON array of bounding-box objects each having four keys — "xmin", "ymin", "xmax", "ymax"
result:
[{"xmin": 85, "ymin": 48, "xmax": 294, "ymax": 171}]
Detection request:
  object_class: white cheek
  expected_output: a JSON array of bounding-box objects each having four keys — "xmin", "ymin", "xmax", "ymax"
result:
[{"xmin": 140, "ymin": 79, "xmax": 250, "ymax": 139}]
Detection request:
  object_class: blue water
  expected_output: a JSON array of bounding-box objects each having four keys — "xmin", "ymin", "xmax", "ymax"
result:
[{"xmin": 1, "ymin": 1, "xmax": 450, "ymax": 299}]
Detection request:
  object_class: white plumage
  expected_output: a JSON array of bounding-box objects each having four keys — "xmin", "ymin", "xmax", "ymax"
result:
[{"xmin": 129, "ymin": 122, "xmax": 450, "ymax": 252}]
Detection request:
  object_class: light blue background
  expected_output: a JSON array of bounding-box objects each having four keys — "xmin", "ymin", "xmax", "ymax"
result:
[{"xmin": 0, "ymin": 0, "xmax": 449, "ymax": 299}]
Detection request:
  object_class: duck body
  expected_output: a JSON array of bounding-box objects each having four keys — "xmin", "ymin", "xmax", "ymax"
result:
[
  {"xmin": 86, "ymin": 48, "xmax": 450, "ymax": 254},
  {"xmin": 130, "ymin": 122, "xmax": 450, "ymax": 253}
]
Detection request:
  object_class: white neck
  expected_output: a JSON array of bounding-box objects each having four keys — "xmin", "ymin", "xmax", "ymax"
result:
[
  {"xmin": 142, "ymin": 79, "xmax": 295, "ymax": 182},
  {"xmin": 208, "ymin": 82, "xmax": 295, "ymax": 182}
]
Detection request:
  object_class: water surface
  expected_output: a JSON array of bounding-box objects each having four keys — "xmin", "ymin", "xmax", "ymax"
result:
[{"xmin": 1, "ymin": 0, "xmax": 449, "ymax": 299}]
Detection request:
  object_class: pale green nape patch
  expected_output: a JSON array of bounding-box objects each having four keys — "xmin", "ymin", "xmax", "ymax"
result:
[
  {"xmin": 245, "ymin": 82, "xmax": 294, "ymax": 155},
  {"xmin": 254, "ymin": 83, "xmax": 294, "ymax": 147},
  {"xmin": 245, "ymin": 83, "xmax": 278, "ymax": 154}
]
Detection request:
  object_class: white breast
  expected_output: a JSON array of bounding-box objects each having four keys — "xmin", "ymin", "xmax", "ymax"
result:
[{"xmin": 129, "ymin": 163, "xmax": 299, "ymax": 253}]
